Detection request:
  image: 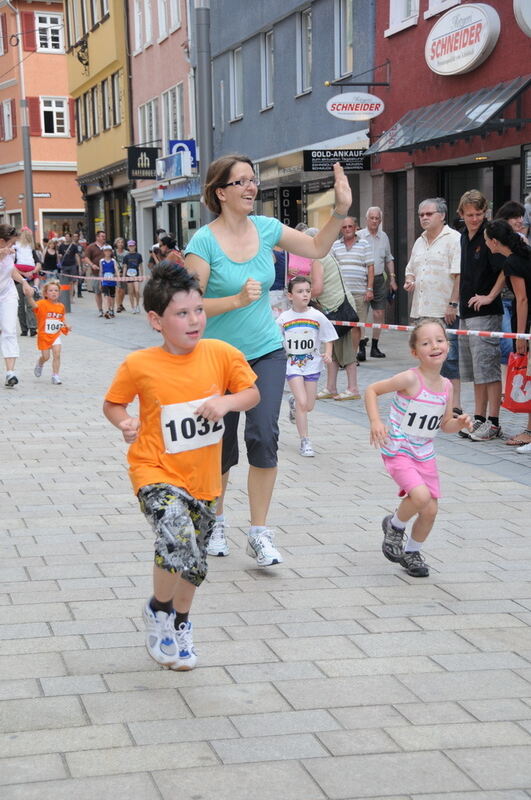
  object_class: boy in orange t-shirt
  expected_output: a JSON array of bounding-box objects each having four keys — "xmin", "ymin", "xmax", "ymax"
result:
[
  {"xmin": 104, "ymin": 263, "xmax": 259, "ymax": 670},
  {"xmin": 28, "ymin": 278, "xmax": 71, "ymax": 385}
]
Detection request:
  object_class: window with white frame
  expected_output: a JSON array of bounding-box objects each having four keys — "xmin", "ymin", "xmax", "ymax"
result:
[
  {"xmin": 101, "ymin": 0, "xmax": 110, "ymax": 16},
  {"xmin": 157, "ymin": 0, "xmax": 168, "ymax": 37},
  {"xmin": 70, "ymin": 0, "xmax": 81, "ymax": 44},
  {"xmin": 1, "ymin": 14, "xmax": 7, "ymax": 56},
  {"xmin": 230, "ymin": 47, "xmax": 243, "ymax": 119},
  {"xmin": 133, "ymin": 0, "xmax": 143, "ymax": 50},
  {"xmin": 41, "ymin": 97, "xmax": 68, "ymax": 136},
  {"xmin": 36, "ymin": 13, "xmax": 64, "ymax": 52},
  {"xmin": 111, "ymin": 71, "xmax": 121, "ymax": 126},
  {"xmin": 424, "ymin": 0, "xmax": 460, "ymax": 18},
  {"xmin": 80, "ymin": 0, "xmax": 89, "ymax": 35},
  {"xmin": 138, "ymin": 98, "xmax": 159, "ymax": 144},
  {"xmin": 83, "ymin": 91, "xmax": 92, "ymax": 139},
  {"xmin": 385, "ymin": 0, "xmax": 419, "ymax": 36},
  {"xmin": 101, "ymin": 78, "xmax": 111, "ymax": 130},
  {"xmin": 296, "ymin": 7, "xmax": 312, "ymax": 93},
  {"xmin": 91, "ymin": 85, "xmax": 99, "ymax": 135},
  {"xmin": 89, "ymin": 0, "xmax": 100, "ymax": 27},
  {"xmin": 2, "ymin": 100, "xmax": 13, "ymax": 140},
  {"xmin": 169, "ymin": 0, "xmax": 180, "ymax": 29},
  {"xmin": 335, "ymin": 0, "xmax": 353, "ymax": 77},
  {"xmin": 162, "ymin": 84, "xmax": 183, "ymax": 151},
  {"xmin": 75, "ymin": 97, "xmax": 83, "ymax": 143},
  {"xmin": 144, "ymin": 0, "xmax": 153, "ymax": 43},
  {"xmin": 261, "ymin": 30, "xmax": 274, "ymax": 109}
]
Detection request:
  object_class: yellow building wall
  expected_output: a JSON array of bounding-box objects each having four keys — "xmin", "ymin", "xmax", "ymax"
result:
[{"xmin": 67, "ymin": 0, "xmax": 130, "ymax": 177}]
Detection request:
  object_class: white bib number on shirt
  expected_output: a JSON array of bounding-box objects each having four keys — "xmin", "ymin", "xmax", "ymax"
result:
[
  {"xmin": 399, "ymin": 398, "xmax": 443, "ymax": 439},
  {"xmin": 126, "ymin": 267, "xmax": 137, "ymax": 277},
  {"xmin": 104, "ymin": 272, "xmax": 114, "ymax": 280},
  {"xmin": 285, "ymin": 328, "xmax": 315, "ymax": 356},
  {"xmin": 44, "ymin": 318, "xmax": 63, "ymax": 335},
  {"xmin": 161, "ymin": 396, "xmax": 225, "ymax": 454}
]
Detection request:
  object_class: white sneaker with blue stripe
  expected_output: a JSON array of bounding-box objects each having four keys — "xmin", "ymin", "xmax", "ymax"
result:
[{"xmin": 142, "ymin": 602, "xmax": 179, "ymax": 667}]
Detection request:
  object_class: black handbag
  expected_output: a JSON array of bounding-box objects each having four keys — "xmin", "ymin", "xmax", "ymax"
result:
[{"xmin": 326, "ymin": 295, "xmax": 359, "ymax": 337}]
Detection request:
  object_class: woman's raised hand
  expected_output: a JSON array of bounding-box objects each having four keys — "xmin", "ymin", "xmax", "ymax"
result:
[
  {"xmin": 333, "ymin": 163, "xmax": 352, "ymax": 215},
  {"xmin": 238, "ymin": 278, "xmax": 262, "ymax": 307}
]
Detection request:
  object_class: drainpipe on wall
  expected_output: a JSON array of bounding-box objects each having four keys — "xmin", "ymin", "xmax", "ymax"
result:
[{"xmin": 6, "ymin": 0, "xmax": 35, "ymax": 234}]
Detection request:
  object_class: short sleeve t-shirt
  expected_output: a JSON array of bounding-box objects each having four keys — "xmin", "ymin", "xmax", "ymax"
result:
[
  {"xmin": 503, "ymin": 251, "xmax": 531, "ymax": 328},
  {"xmin": 185, "ymin": 215, "xmax": 284, "ymax": 360},
  {"xmin": 276, "ymin": 306, "xmax": 338, "ymax": 377},
  {"xmin": 123, "ymin": 252, "xmax": 143, "ymax": 276},
  {"xmin": 105, "ymin": 339, "xmax": 257, "ymax": 499},
  {"xmin": 34, "ymin": 299, "xmax": 69, "ymax": 350}
]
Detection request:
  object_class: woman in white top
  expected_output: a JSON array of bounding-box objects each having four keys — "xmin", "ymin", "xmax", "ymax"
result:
[
  {"xmin": 14, "ymin": 228, "xmax": 40, "ymax": 336},
  {"xmin": 0, "ymin": 224, "xmax": 35, "ymax": 387}
]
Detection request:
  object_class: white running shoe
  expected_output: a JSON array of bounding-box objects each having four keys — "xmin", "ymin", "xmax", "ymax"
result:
[
  {"xmin": 51, "ymin": 375, "xmax": 62, "ymax": 385},
  {"xmin": 207, "ymin": 519, "xmax": 230, "ymax": 556},
  {"xmin": 299, "ymin": 437, "xmax": 315, "ymax": 457},
  {"xmin": 469, "ymin": 420, "xmax": 502, "ymax": 441},
  {"xmin": 142, "ymin": 602, "xmax": 179, "ymax": 667},
  {"xmin": 516, "ymin": 441, "xmax": 531, "ymax": 454},
  {"xmin": 288, "ymin": 395, "xmax": 296, "ymax": 423},
  {"xmin": 246, "ymin": 528, "xmax": 283, "ymax": 567},
  {"xmin": 5, "ymin": 372, "xmax": 18, "ymax": 388},
  {"xmin": 34, "ymin": 362, "xmax": 43, "ymax": 377},
  {"xmin": 169, "ymin": 621, "xmax": 198, "ymax": 670}
]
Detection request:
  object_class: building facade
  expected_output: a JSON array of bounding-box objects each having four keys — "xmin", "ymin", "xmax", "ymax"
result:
[
  {"xmin": 208, "ymin": 0, "xmax": 377, "ymax": 228},
  {"xmin": 64, "ymin": 0, "xmax": 132, "ymax": 242},
  {"xmin": 128, "ymin": 0, "xmax": 197, "ymax": 257},
  {"xmin": 0, "ymin": 0, "xmax": 83, "ymax": 241},
  {"xmin": 365, "ymin": 0, "xmax": 531, "ymax": 320}
]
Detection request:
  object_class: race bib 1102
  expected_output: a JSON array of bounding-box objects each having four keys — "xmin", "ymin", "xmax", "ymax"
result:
[
  {"xmin": 399, "ymin": 398, "xmax": 443, "ymax": 439},
  {"xmin": 161, "ymin": 396, "xmax": 225, "ymax": 454}
]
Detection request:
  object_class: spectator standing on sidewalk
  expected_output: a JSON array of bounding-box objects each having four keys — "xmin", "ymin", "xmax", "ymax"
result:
[
  {"xmin": 358, "ymin": 207, "xmax": 397, "ymax": 358},
  {"xmin": 458, "ymin": 190, "xmax": 505, "ymax": 442},
  {"xmin": 114, "ymin": 238, "xmax": 128, "ymax": 313},
  {"xmin": 58, "ymin": 232, "xmax": 82, "ymax": 303},
  {"xmin": 123, "ymin": 240, "xmax": 144, "ymax": 314},
  {"xmin": 103, "ymin": 263, "xmax": 259, "ymax": 670},
  {"xmin": 14, "ymin": 228, "xmax": 41, "ymax": 337},
  {"xmin": 404, "ymin": 197, "xmax": 462, "ymax": 412},
  {"xmin": 331, "ymin": 217, "xmax": 374, "ymax": 362},
  {"xmin": 99, "ymin": 244, "xmax": 120, "ymax": 318},
  {"xmin": 84, "ymin": 230, "xmax": 107, "ymax": 317},
  {"xmin": 1, "ymin": 224, "xmax": 35, "ymax": 386}
]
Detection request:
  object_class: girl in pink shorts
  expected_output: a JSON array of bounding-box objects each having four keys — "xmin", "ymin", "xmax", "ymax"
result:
[{"xmin": 365, "ymin": 318, "xmax": 473, "ymax": 577}]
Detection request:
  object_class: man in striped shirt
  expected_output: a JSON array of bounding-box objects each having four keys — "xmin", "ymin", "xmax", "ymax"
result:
[{"xmin": 331, "ymin": 217, "xmax": 374, "ymax": 361}]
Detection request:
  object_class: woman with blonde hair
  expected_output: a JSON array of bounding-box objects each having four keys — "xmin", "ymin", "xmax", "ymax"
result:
[
  {"xmin": 185, "ymin": 154, "xmax": 351, "ymax": 563},
  {"xmin": 14, "ymin": 227, "xmax": 41, "ymax": 336}
]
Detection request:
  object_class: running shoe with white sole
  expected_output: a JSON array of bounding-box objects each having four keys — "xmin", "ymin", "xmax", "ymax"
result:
[
  {"xmin": 246, "ymin": 528, "xmax": 283, "ymax": 566},
  {"xmin": 142, "ymin": 602, "xmax": 179, "ymax": 667},
  {"xmin": 34, "ymin": 362, "xmax": 43, "ymax": 377},
  {"xmin": 458, "ymin": 419, "xmax": 482, "ymax": 439},
  {"xmin": 399, "ymin": 549, "xmax": 429, "ymax": 577},
  {"xmin": 381, "ymin": 514, "xmax": 406, "ymax": 563},
  {"xmin": 516, "ymin": 441, "xmax": 531, "ymax": 454},
  {"xmin": 51, "ymin": 375, "xmax": 62, "ymax": 385},
  {"xmin": 299, "ymin": 437, "xmax": 315, "ymax": 457},
  {"xmin": 207, "ymin": 519, "xmax": 230, "ymax": 556},
  {"xmin": 5, "ymin": 372, "xmax": 18, "ymax": 388},
  {"xmin": 169, "ymin": 620, "xmax": 198, "ymax": 670},
  {"xmin": 469, "ymin": 421, "xmax": 502, "ymax": 441}
]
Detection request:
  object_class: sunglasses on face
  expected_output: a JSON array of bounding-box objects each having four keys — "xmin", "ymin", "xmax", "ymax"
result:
[{"xmin": 221, "ymin": 178, "xmax": 260, "ymax": 189}]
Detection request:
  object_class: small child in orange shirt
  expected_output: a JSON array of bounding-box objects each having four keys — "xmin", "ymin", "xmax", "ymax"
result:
[{"xmin": 27, "ymin": 278, "xmax": 71, "ymax": 385}]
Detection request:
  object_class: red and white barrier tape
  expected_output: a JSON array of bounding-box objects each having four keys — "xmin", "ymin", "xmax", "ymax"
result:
[
  {"xmin": 333, "ymin": 320, "xmax": 531, "ymax": 341},
  {"xmin": 42, "ymin": 271, "xmax": 146, "ymax": 283}
]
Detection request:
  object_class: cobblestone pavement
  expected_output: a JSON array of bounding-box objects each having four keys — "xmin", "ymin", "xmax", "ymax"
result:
[{"xmin": 1, "ymin": 294, "xmax": 530, "ymax": 799}]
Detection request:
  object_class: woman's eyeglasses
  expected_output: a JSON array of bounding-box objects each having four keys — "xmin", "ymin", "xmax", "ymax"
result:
[{"xmin": 221, "ymin": 178, "xmax": 260, "ymax": 189}]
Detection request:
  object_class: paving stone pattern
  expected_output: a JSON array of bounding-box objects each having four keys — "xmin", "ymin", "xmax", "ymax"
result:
[{"xmin": 1, "ymin": 296, "xmax": 530, "ymax": 799}]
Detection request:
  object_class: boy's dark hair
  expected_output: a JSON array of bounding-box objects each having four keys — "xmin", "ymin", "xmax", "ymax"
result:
[
  {"xmin": 160, "ymin": 235, "xmax": 178, "ymax": 250},
  {"xmin": 288, "ymin": 275, "xmax": 311, "ymax": 293},
  {"xmin": 494, "ymin": 200, "xmax": 525, "ymax": 221},
  {"xmin": 143, "ymin": 262, "xmax": 202, "ymax": 316}
]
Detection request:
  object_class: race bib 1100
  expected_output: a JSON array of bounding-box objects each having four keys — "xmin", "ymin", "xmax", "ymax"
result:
[
  {"xmin": 399, "ymin": 398, "xmax": 443, "ymax": 439},
  {"xmin": 161, "ymin": 396, "xmax": 224, "ymax": 454}
]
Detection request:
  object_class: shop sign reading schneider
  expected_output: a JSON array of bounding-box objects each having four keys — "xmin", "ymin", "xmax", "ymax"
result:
[
  {"xmin": 425, "ymin": 3, "xmax": 500, "ymax": 75},
  {"xmin": 326, "ymin": 92, "xmax": 385, "ymax": 121}
]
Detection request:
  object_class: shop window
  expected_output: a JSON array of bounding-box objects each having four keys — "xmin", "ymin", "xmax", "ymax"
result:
[
  {"xmin": 101, "ymin": 78, "xmax": 111, "ymax": 130},
  {"xmin": 36, "ymin": 13, "xmax": 64, "ymax": 52},
  {"xmin": 41, "ymin": 97, "xmax": 68, "ymax": 136},
  {"xmin": 260, "ymin": 30, "xmax": 274, "ymax": 110},
  {"xmin": 296, "ymin": 8, "xmax": 312, "ymax": 94},
  {"xmin": 112, "ymin": 71, "xmax": 121, "ymax": 126},
  {"xmin": 335, "ymin": 0, "xmax": 353, "ymax": 78},
  {"xmin": 230, "ymin": 47, "xmax": 243, "ymax": 120},
  {"xmin": 162, "ymin": 84, "xmax": 183, "ymax": 151},
  {"xmin": 424, "ymin": 0, "xmax": 460, "ymax": 19},
  {"xmin": 385, "ymin": 0, "xmax": 419, "ymax": 37}
]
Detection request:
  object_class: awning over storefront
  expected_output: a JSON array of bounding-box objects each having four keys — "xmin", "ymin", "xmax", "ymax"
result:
[{"xmin": 365, "ymin": 75, "xmax": 531, "ymax": 155}]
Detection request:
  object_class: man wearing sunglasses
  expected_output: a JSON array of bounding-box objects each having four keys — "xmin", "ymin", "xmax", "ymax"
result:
[{"xmin": 404, "ymin": 197, "xmax": 462, "ymax": 411}]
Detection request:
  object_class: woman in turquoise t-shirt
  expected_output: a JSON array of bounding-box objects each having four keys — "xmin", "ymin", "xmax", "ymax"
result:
[{"xmin": 185, "ymin": 154, "xmax": 351, "ymax": 566}]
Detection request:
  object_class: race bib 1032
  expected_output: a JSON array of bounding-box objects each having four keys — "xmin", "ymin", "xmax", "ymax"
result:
[{"xmin": 161, "ymin": 395, "xmax": 225, "ymax": 454}]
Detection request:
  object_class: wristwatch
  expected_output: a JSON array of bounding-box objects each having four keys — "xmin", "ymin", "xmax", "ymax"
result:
[
  {"xmin": 331, "ymin": 209, "xmax": 348, "ymax": 220},
  {"xmin": 448, "ymin": 302, "xmax": 458, "ymax": 308}
]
